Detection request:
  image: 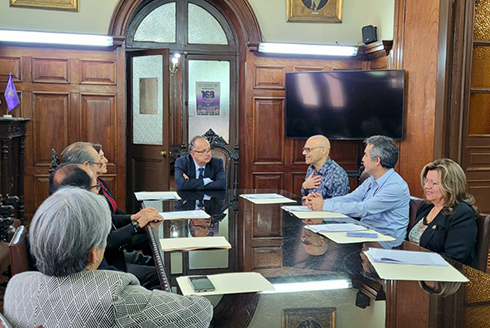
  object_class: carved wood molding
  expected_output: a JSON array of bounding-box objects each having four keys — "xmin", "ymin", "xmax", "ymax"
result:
[{"xmin": 108, "ymin": 0, "xmax": 262, "ymax": 43}]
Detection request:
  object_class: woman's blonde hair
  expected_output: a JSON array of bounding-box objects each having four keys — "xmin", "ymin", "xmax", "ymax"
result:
[{"xmin": 420, "ymin": 158, "xmax": 479, "ymax": 216}]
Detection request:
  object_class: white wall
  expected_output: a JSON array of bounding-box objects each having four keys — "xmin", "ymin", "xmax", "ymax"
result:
[{"xmin": 0, "ymin": 0, "xmax": 394, "ymax": 44}]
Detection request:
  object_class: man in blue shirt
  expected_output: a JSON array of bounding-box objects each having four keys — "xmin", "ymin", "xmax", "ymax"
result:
[
  {"xmin": 301, "ymin": 135, "xmax": 350, "ymax": 200},
  {"xmin": 307, "ymin": 135, "xmax": 410, "ymax": 244}
]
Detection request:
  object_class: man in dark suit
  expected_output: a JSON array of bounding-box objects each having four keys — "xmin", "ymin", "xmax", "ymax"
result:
[{"xmin": 175, "ymin": 136, "xmax": 226, "ymax": 190}]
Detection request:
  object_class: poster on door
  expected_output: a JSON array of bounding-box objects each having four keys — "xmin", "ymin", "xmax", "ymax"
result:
[{"xmin": 196, "ymin": 82, "xmax": 220, "ymax": 116}]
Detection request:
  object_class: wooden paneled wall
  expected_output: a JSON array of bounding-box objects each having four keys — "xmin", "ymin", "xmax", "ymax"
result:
[
  {"xmin": 240, "ymin": 52, "xmax": 364, "ymax": 195},
  {"xmin": 0, "ymin": 45, "xmax": 126, "ymax": 220}
]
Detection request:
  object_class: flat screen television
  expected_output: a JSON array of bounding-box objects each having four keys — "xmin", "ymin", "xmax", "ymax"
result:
[{"xmin": 285, "ymin": 69, "xmax": 405, "ymax": 140}]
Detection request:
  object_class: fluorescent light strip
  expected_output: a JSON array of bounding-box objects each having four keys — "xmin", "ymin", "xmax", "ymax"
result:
[
  {"xmin": 0, "ymin": 30, "xmax": 113, "ymax": 47},
  {"xmin": 261, "ymin": 279, "xmax": 352, "ymax": 294},
  {"xmin": 258, "ymin": 43, "xmax": 358, "ymax": 57}
]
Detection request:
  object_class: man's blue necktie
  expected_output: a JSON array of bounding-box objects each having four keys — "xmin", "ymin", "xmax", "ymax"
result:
[{"xmin": 198, "ymin": 168, "xmax": 205, "ymax": 179}]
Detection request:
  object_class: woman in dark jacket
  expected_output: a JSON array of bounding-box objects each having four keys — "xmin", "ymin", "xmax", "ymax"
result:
[{"xmin": 408, "ymin": 158, "xmax": 479, "ymax": 268}]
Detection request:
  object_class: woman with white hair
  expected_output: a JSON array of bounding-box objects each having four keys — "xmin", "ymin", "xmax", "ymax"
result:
[{"xmin": 4, "ymin": 187, "xmax": 212, "ymax": 328}]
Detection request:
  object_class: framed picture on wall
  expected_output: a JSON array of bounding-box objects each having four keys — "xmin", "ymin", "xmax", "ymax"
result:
[
  {"xmin": 282, "ymin": 307, "xmax": 336, "ymax": 328},
  {"xmin": 10, "ymin": 0, "xmax": 79, "ymax": 11},
  {"xmin": 287, "ymin": 0, "xmax": 342, "ymax": 23}
]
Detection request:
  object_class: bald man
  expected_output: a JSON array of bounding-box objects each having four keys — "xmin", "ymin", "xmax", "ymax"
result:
[{"xmin": 301, "ymin": 135, "xmax": 349, "ymax": 199}]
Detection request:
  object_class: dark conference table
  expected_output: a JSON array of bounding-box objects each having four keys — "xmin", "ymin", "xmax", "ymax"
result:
[{"xmin": 143, "ymin": 190, "xmax": 490, "ymax": 328}]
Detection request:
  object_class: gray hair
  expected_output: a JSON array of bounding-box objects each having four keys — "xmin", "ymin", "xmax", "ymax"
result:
[
  {"xmin": 29, "ymin": 187, "xmax": 111, "ymax": 277},
  {"xmin": 189, "ymin": 135, "xmax": 209, "ymax": 151},
  {"xmin": 364, "ymin": 135, "xmax": 399, "ymax": 169},
  {"xmin": 61, "ymin": 142, "xmax": 97, "ymax": 164}
]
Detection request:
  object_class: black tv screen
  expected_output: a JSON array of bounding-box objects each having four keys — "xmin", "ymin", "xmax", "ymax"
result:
[{"xmin": 285, "ymin": 69, "xmax": 405, "ymax": 140}]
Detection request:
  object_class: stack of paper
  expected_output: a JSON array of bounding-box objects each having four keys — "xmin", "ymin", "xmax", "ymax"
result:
[
  {"xmin": 158, "ymin": 210, "xmax": 210, "ymax": 220},
  {"xmin": 160, "ymin": 236, "xmax": 231, "ymax": 252},
  {"xmin": 240, "ymin": 193, "xmax": 296, "ymax": 204},
  {"xmin": 364, "ymin": 248, "xmax": 469, "ymax": 282},
  {"xmin": 281, "ymin": 205, "xmax": 349, "ymax": 219},
  {"xmin": 306, "ymin": 223, "xmax": 368, "ymax": 233},
  {"xmin": 368, "ymin": 248, "xmax": 448, "ymax": 266},
  {"xmin": 135, "ymin": 191, "xmax": 181, "ymax": 201},
  {"xmin": 315, "ymin": 229, "xmax": 396, "ymax": 244},
  {"xmin": 177, "ymin": 272, "xmax": 275, "ymax": 296}
]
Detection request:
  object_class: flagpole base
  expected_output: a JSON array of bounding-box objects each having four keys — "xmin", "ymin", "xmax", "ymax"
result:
[{"xmin": 2, "ymin": 115, "xmax": 12, "ymax": 119}]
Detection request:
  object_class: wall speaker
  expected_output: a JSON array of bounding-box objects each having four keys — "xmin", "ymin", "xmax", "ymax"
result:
[{"xmin": 362, "ymin": 25, "xmax": 378, "ymax": 45}]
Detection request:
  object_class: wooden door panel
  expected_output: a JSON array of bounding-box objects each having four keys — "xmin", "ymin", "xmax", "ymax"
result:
[
  {"xmin": 253, "ymin": 173, "xmax": 284, "ymax": 190},
  {"xmin": 253, "ymin": 97, "xmax": 284, "ymax": 164},
  {"xmin": 252, "ymin": 204, "xmax": 283, "ymax": 238},
  {"xmin": 32, "ymin": 92, "xmax": 70, "ymax": 165},
  {"xmin": 132, "ymin": 158, "xmax": 164, "ymax": 192},
  {"xmin": 32, "ymin": 58, "xmax": 70, "ymax": 84},
  {"xmin": 252, "ymin": 247, "xmax": 283, "ymax": 269},
  {"xmin": 80, "ymin": 94, "xmax": 116, "ymax": 162},
  {"xmin": 80, "ymin": 60, "xmax": 116, "ymax": 85},
  {"xmin": 0, "ymin": 56, "xmax": 22, "ymax": 81},
  {"xmin": 254, "ymin": 65, "xmax": 286, "ymax": 89}
]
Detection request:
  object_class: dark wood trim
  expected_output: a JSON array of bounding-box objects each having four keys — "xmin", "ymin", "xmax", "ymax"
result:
[
  {"xmin": 433, "ymin": 0, "xmax": 455, "ymax": 159},
  {"xmin": 391, "ymin": 0, "xmax": 406, "ymax": 68},
  {"xmin": 108, "ymin": 0, "xmax": 262, "ymax": 44},
  {"xmin": 357, "ymin": 41, "xmax": 393, "ymax": 61}
]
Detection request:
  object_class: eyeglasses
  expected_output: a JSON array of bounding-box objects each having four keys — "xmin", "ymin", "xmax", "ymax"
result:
[
  {"xmin": 87, "ymin": 182, "xmax": 101, "ymax": 191},
  {"xmin": 89, "ymin": 161, "xmax": 104, "ymax": 168},
  {"xmin": 423, "ymin": 178, "xmax": 439, "ymax": 188},
  {"xmin": 302, "ymin": 146, "xmax": 323, "ymax": 153},
  {"xmin": 193, "ymin": 148, "xmax": 212, "ymax": 154}
]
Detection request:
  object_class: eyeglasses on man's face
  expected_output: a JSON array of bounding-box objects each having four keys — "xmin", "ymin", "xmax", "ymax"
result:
[
  {"xmin": 89, "ymin": 161, "xmax": 104, "ymax": 168},
  {"xmin": 87, "ymin": 182, "xmax": 101, "ymax": 191},
  {"xmin": 302, "ymin": 146, "xmax": 323, "ymax": 153},
  {"xmin": 193, "ymin": 148, "xmax": 212, "ymax": 154}
]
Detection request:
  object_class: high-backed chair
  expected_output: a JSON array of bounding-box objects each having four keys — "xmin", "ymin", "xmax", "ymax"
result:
[
  {"xmin": 202, "ymin": 129, "xmax": 239, "ymax": 190},
  {"xmin": 408, "ymin": 196, "xmax": 424, "ymax": 232},
  {"xmin": 476, "ymin": 213, "xmax": 490, "ymax": 273},
  {"xmin": 9, "ymin": 225, "xmax": 30, "ymax": 276}
]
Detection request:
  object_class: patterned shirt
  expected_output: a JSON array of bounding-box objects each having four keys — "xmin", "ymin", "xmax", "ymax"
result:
[
  {"xmin": 301, "ymin": 158, "xmax": 350, "ymax": 198},
  {"xmin": 408, "ymin": 217, "xmax": 429, "ymax": 245}
]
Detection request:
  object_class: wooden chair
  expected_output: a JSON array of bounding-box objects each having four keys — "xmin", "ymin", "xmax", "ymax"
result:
[
  {"xmin": 8, "ymin": 225, "xmax": 30, "ymax": 276},
  {"xmin": 475, "ymin": 213, "xmax": 490, "ymax": 273},
  {"xmin": 408, "ymin": 196, "xmax": 424, "ymax": 232}
]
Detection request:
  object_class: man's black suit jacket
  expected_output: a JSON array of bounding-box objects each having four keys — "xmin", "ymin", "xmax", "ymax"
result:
[{"xmin": 174, "ymin": 154, "xmax": 226, "ymax": 191}]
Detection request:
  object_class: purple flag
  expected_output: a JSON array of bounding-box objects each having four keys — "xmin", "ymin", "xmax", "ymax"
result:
[{"xmin": 4, "ymin": 74, "xmax": 20, "ymax": 111}]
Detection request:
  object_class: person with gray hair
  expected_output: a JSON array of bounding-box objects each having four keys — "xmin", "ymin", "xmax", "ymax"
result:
[
  {"xmin": 174, "ymin": 135, "xmax": 226, "ymax": 190},
  {"xmin": 307, "ymin": 135, "xmax": 410, "ymax": 245},
  {"xmin": 4, "ymin": 187, "xmax": 213, "ymax": 328}
]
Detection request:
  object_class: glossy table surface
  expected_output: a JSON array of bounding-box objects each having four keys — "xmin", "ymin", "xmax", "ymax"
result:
[{"xmin": 144, "ymin": 190, "xmax": 490, "ymax": 328}]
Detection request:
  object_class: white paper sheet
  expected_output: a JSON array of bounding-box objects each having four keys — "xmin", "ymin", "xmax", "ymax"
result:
[
  {"xmin": 240, "ymin": 193, "xmax": 285, "ymax": 199},
  {"xmin": 177, "ymin": 272, "xmax": 275, "ymax": 296},
  {"xmin": 306, "ymin": 223, "xmax": 368, "ymax": 233},
  {"xmin": 365, "ymin": 251, "xmax": 469, "ymax": 282},
  {"xmin": 281, "ymin": 206, "xmax": 349, "ymax": 219},
  {"xmin": 135, "ymin": 191, "xmax": 181, "ymax": 201},
  {"xmin": 240, "ymin": 194, "xmax": 296, "ymax": 204},
  {"xmin": 368, "ymin": 248, "xmax": 448, "ymax": 266},
  {"xmin": 158, "ymin": 210, "xmax": 210, "ymax": 220},
  {"xmin": 319, "ymin": 230, "xmax": 396, "ymax": 244},
  {"xmin": 160, "ymin": 236, "xmax": 231, "ymax": 252}
]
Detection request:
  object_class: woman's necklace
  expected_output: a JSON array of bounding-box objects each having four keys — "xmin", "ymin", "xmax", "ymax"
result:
[{"xmin": 425, "ymin": 205, "xmax": 443, "ymax": 224}]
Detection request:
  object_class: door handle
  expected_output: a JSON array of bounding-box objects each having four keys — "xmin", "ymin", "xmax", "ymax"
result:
[{"xmin": 160, "ymin": 151, "xmax": 167, "ymax": 157}]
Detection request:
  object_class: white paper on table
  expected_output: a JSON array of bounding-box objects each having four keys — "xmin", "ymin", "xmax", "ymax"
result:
[
  {"xmin": 282, "ymin": 205, "xmax": 311, "ymax": 212},
  {"xmin": 306, "ymin": 223, "xmax": 368, "ymax": 233},
  {"xmin": 364, "ymin": 251, "xmax": 469, "ymax": 282},
  {"xmin": 281, "ymin": 206, "xmax": 349, "ymax": 219},
  {"xmin": 319, "ymin": 230, "xmax": 396, "ymax": 244},
  {"xmin": 245, "ymin": 197, "xmax": 296, "ymax": 204},
  {"xmin": 177, "ymin": 272, "xmax": 275, "ymax": 296},
  {"xmin": 160, "ymin": 236, "xmax": 231, "ymax": 252},
  {"xmin": 135, "ymin": 191, "xmax": 181, "ymax": 201},
  {"xmin": 368, "ymin": 248, "xmax": 449, "ymax": 266},
  {"xmin": 240, "ymin": 193, "xmax": 285, "ymax": 199},
  {"xmin": 158, "ymin": 210, "xmax": 210, "ymax": 220}
]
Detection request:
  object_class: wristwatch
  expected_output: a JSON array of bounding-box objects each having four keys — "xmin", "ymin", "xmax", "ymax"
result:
[{"xmin": 131, "ymin": 220, "xmax": 142, "ymax": 233}]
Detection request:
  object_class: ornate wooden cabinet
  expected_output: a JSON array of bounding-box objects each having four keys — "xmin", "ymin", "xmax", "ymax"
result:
[{"xmin": 0, "ymin": 118, "xmax": 29, "ymax": 222}]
